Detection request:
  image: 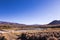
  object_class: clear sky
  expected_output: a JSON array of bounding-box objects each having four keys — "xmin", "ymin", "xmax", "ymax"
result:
[{"xmin": 0, "ymin": 0, "xmax": 60, "ymax": 25}]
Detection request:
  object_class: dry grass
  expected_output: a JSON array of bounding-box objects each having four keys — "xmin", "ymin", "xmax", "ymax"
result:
[{"xmin": 0, "ymin": 28, "xmax": 60, "ymax": 40}]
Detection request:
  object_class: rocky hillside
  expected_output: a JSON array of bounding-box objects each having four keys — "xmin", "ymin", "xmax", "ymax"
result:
[{"xmin": 48, "ymin": 20, "xmax": 60, "ymax": 25}]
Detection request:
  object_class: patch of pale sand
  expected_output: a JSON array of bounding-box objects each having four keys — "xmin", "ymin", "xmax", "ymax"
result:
[
  {"xmin": 2, "ymin": 33, "xmax": 17, "ymax": 40},
  {"xmin": 2, "ymin": 33, "xmax": 11, "ymax": 40}
]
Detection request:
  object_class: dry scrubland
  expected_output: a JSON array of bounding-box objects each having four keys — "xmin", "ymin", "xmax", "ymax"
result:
[
  {"xmin": 0, "ymin": 28, "xmax": 60, "ymax": 40},
  {"xmin": 0, "ymin": 20, "xmax": 60, "ymax": 40}
]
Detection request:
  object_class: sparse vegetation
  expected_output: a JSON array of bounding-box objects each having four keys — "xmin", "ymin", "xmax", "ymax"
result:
[{"xmin": 0, "ymin": 21, "xmax": 60, "ymax": 40}]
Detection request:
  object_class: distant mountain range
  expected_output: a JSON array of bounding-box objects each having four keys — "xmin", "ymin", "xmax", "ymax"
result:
[
  {"xmin": 0, "ymin": 20, "xmax": 60, "ymax": 28},
  {"xmin": 0, "ymin": 21, "xmax": 25, "ymax": 25}
]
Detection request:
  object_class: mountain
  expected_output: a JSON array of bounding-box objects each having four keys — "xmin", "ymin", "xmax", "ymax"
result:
[
  {"xmin": 48, "ymin": 20, "xmax": 60, "ymax": 25},
  {"xmin": 0, "ymin": 20, "xmax": 60, "ymax": 29},
  {"xmin": 0, "ymin": 21, "xmax": 26, "ymax": 28},
  {"xmin": 0, "ymin": 21, "xmax": 25, "ymax": 25}
]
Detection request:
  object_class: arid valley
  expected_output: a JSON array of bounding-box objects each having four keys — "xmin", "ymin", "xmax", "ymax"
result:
[{"xmin": 0, "ymin": 20, "xmax": 60, "ymax": 40}]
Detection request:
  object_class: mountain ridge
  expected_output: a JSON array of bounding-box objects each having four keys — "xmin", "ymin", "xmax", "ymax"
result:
[
  {"xmin": 0, "ymin": 20, "xmax": 60, "ymax": 28},
  {"xmin": 48, "ymin": 20, "xmax": 60, "ymax": 25}
]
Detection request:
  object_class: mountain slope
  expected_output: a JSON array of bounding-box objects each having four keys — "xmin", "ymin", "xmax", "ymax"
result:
[{"xmin": 48, "ymin": 20, "xmax": 60, "ymax": 25}]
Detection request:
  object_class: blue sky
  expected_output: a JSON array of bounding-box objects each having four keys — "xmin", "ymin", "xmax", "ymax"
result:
[{"xmin": 0, "ymin": 0, "xmax": 60, "ymax": 25}]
